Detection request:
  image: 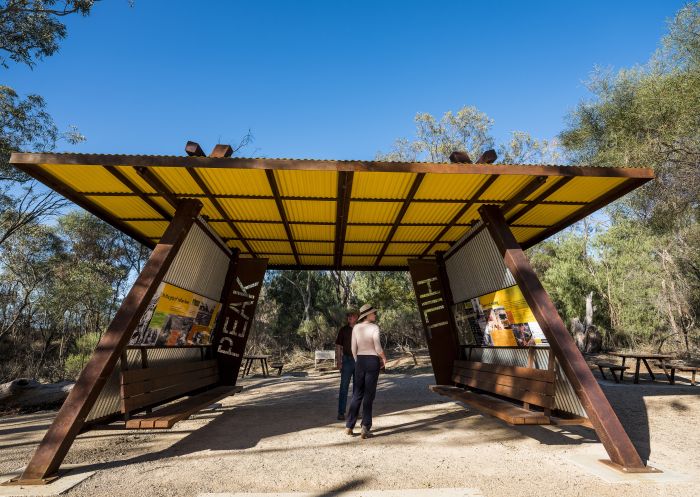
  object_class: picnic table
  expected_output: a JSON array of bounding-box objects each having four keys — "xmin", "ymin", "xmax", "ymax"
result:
[
  {"xmin": 609, "ymin": 352, "xmax": 674, "ymax": 384},
  {"xmin": 241, "ymin": 354, "xmax": 271, "ymax": 377}
]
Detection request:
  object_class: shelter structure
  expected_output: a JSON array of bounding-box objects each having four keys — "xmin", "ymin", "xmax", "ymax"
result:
[{"xmin": 6, "ymin": 145, "xmax": 655, "ymax": 484}]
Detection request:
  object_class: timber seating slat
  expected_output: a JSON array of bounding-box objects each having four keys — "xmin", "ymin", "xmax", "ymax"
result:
[
  {"xmin": 121, "ymin": 359, "xmax": 221, "ymax": 414},
  {"xmin": 121, "ymin": 364, "xmax": 218, "ymax": 397},
  {"xmin": 454, "ymin": 360, "xmax": 554, "ymax": 382},
  {"xmin": 429, "ymin": 355, "xmax": 574, "ymax": 427},
  {"xmin": 122, "ymin": 359, "xmax": 218, "ymax": 384},
  {"xmin": 430, "ymin": 385, "xmax": 550, "ymax": 425},
  {"xmin": 125, "ymin": 385, "xmax": 242, "ymax": 429},
  {"xmin": 122, "ymin": 370, "xmax": 219, "ymax": 413},
  {"xmin": 452, "ymin": 372, "xmax": 554, "ymax": 408},
  {"xmin": 452, "ymin": 366, "xmax": 555, "ymax": 394}
]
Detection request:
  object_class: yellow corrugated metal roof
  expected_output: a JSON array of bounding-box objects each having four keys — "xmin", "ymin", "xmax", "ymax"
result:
[
  {"xmin": 198, "ymin": 168, "xmax": 272, "ymax": 196},
  {"xmin": 290, "ymin": 224, "xmax": 335, "ymax": 241},
  {"xmin": 11, "ymin": 152, "xmax": 653, "ymax": 269},
  {"xmin": 238, "ymin": 222, "xmax": 288, "ymax": 240},
  {"xmin": 344, "ymin": 242, "xmax": 383, "ymax": 255},
  {"xmin": 348, "ymin": 202, "xmax": 402, "ymax": 224},
  {"xmin": 275, "ymin": 170, "xmax": 337, "ymax": 197},
  {"xmin": 352, "ymin": 172, "xmax": 415, "ymax": 198}
]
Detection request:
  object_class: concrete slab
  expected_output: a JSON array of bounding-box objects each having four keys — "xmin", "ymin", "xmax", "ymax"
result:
[
  {"xmin": 0, "ymin": 465, "xmax": 95, "ymax": 496},
  {"xmin": 563, "ymin": 445, "xmax": 695, "ymax": 484},
  {"xmin": 198, "ymin": 490, "xmax": 483, "ymax": 497}
]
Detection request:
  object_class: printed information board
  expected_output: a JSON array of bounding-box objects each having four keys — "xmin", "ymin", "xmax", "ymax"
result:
[
  {"xmin": 453, "ymin": 285, "xmax": 547, "ymax": 347},
  {"xmin": 129, "ymin": 282, "xmax": 221, "ymax": 346}
]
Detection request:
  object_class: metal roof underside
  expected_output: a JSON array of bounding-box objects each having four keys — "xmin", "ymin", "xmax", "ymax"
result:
[{"xmin": 10, "ymin": 153, "xmax": 654, "ymax": 270}]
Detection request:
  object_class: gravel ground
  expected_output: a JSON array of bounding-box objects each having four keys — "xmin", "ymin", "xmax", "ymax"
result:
[{"xmin": 0, "ymin": 367, "xmax": 698, "ymax": 497}]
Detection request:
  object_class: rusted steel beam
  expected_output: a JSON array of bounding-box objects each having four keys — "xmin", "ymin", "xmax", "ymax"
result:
[
  {"xmin": 185, "ymin": 141, "xmax": 206, "ymax": 157},
  {"xmin": 374, "ymin": 173, "xmax": 425, "ymax": 266},
  {"xmin": 506, "ymin": 177, "xmax": 573, "ymax": 224},
  {"xmin": 334, "ymin": 171, "xmax": 354, "ymax": 269},
  {"xmin": 476, "ymin": 149, "xmax": 497, "ymax": 164},
  {"xmin": 449, "ymin": 151, "xmax": 472, "ymax": 163},
  {"xmin": 265, "ymin": 169, "xmax": 301, "ymax": 266},
  {"xmin": 478, "ymin": 204, "xmax": 646, "ymax": 470},
  {"xmin": 17, "ymin": 199, "xmax": 203, "ymax": 483},
  {"xmin": 186, "ymin": 167, "xmax": 256, "ymax": 257},
  {"xmin": 10, "ymin": 152, "xmax": 656, "ymax": 179},
  {"xmin": 13, "ymin": 164, "xmax": 155, "ymax": 249},
  {"xmin": 212, "ymin": 257, "xmax": 268, "ymax": 385},
  {"xmin": 103, "ymin": 166, "xmax": 173, "ymax": 220},
  {"xmin": 210, "ymin": 144, "xmax": 234, "ymax": 158},
  {"xmin": 408, "ymin": 258, "xmax": 460, "ymax": 385},
  {"xmin": 520, "ymin": 178, "xmax": 648, "ymax": 249},
  {"xmin": 444, "ymin": 176, "xmax": 547, "ymax": 258},
  {"xmin": 499, "ymin": 176, "xmax": 547, "ymax": 216},
  {"xmin": 134, "ymin": 166, "xmax": 179, "ymax": 209},
  {"xmin": 420, "ymin": 175, "xmax": 499, "ymax": 258},
  {"xmin": 71, "ymin": 191, "xmax": 592, "ymax": 207}
]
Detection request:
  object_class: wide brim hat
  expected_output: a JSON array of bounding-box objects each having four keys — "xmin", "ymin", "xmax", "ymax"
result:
[{"xmin": 358, "ymin": 303, "xmax": 377, "ymax": 321}]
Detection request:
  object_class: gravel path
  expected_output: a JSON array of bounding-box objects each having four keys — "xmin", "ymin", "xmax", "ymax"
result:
[{"xmin": 0, "ymin": 370, "xmax": 698, "ymax": 497}]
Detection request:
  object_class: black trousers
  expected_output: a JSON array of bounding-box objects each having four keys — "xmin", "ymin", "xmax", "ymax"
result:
[{"xmin": 345, "ymin": 355, "xmax": 380, "ymax": 430}]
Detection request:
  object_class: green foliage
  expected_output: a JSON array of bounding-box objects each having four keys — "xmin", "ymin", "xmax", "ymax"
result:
[
  {"xmin": 555, "ymin": 2, "xmax": 700, "ymax": 352},
  {"xmin": 63, "ymin": 331, "xmax": 100, "ymax": 379},
  {"xmin": 0, "ymin": 211, "xmax": 147, "ymax": 381},
  {"xmin": 377, "ymin": 105, "xmax": 560, "ymax": 164},
  {"xmin": 0, "ymin": 0, "xmax": 96, "ymax": 68}
]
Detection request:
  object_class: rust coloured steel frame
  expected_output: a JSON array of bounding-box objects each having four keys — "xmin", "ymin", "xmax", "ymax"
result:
[
  {"xmin": 10, "ymin": 153, "xmax": 655, "ymax": 178},
  {"xmin": 14, "ymin": 200, "xmax": 204, "ymax": 484},
  {"xmin": 478, "ymin": 204, "xmax": 647, "ymax": 471},
  {"xmin": 408, "ymin": 259, "xmax": 460, "ymax": 385}
]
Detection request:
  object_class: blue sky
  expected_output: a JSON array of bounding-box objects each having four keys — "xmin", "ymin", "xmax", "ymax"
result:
[{"xmin": 5, "ymin": 0, "xmax": 688, "ymax": 161}]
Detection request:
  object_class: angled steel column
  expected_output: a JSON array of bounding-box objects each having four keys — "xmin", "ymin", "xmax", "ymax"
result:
[
  {"xmin": 479, "ymin": 204, "xmax": 646, "ymax": 471},
  {"xmin": 15, "ymin": 199, "xmax": 203, "ymax": 483},
  {"xmin": 211, "ymin": 258, "xmax": 268, "ymax": 385},
  {"xmin": 408, "ymin": 259, "xmax": 460, "ymax": 385}
]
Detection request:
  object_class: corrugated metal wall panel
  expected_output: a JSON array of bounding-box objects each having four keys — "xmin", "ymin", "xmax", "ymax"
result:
[
  {"xmin": 444, "ymin": 222, "xmax": 516, "ymax": 303},
  {"xmin": 87, "ymin": 221, "xmax": 229, "ymax": 423},
  {"xmin": 467, "ymin": 347, "xmax": 587, "ymax": 417},
  {"xmin": 85, "ymin": 348, "xmax": 205, "ymax": 422},
  {"xmin": 163, "ymin": 223, "xmax": 230, "ymax": 300}
]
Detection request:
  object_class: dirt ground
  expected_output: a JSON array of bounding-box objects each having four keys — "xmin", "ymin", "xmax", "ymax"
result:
[{"xmin": 0, "ymin": 359, "xmax": 698, "ymax": 497}]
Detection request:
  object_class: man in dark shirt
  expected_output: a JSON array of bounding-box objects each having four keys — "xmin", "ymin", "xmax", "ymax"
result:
[{"xmin": 335, "ymin": 310, "xmax": 358, "ymax": 420}]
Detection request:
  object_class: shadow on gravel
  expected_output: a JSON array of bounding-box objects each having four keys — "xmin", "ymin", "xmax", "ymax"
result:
[{"xmin": 62, "ymin": 372, "xmax": 625, "ymax": 477}]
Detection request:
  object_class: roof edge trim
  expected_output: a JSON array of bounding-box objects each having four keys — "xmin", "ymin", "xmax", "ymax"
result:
[{"xmin": 10, "ymin": 153, "xmax": 655, "ymax": 179}]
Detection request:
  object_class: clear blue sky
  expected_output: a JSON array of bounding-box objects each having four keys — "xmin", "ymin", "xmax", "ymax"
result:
[{"xmin": 5, "ymin": 0, "xmax": 688, "ymax": 161}]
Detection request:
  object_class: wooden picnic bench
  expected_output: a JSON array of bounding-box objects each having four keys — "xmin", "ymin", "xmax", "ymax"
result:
[
  {"xmin": 609, "ymin": 352, "xmax": 674, "ymax": 384},
  {"xmin": 596, "ymin": 361, "xmax": 629, "ymax": 383},
  {"xmin": 241, "ymin": 354, "xmax": 271, "ymax": 377},
  {"xmin": 120, "ymin": 359, "xmax": 241, "ymax": 429},
  {"xmin": 655, "ymin": 361, "xmax": 699, "ymax": 386}
]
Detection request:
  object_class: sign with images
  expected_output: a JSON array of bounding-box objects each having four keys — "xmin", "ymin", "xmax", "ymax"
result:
[
  {"xmin": 129, "ymin": 282, "xmax": 221, "ymax": 346},
  {"xmin": 454, "ymin": 285, "xmax": 548, "ymax": 347}
]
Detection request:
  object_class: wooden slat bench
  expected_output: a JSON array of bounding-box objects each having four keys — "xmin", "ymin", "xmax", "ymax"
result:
[
  {"xmin": 596, "ymin": 362, "xmax": 629, "ymax": 383},
  {"xmin": 430, "ymin": 356, "xmax": 557, "ymax": 426},
  {"xmin": 656, "ymin": 361, "xmax": 699, "ymax": 386},
  {"xmin": 121, "ymin": 359, "xmax": 241, "ymax": 429}
]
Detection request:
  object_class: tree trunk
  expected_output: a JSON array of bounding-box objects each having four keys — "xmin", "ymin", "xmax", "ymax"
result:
[
  {"xmin": 571, "ymin": 318, "xmax": 586, "ymax": 352},
  {"xmin": 0, "ymin": 379, "xmax": 74, "ymax": 409},
  {"xmin": 583, "ymin": 292, "xmax": 602, "ymax": 353}
]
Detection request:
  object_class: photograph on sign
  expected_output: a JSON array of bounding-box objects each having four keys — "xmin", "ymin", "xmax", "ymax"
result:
[
  {"xmin": 453, "ymin": 285, "xmax": 547, "ymax": 347},
  {"xmin": 129, "ymin": 282, "xmax": 221, "ymax": 346}
]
